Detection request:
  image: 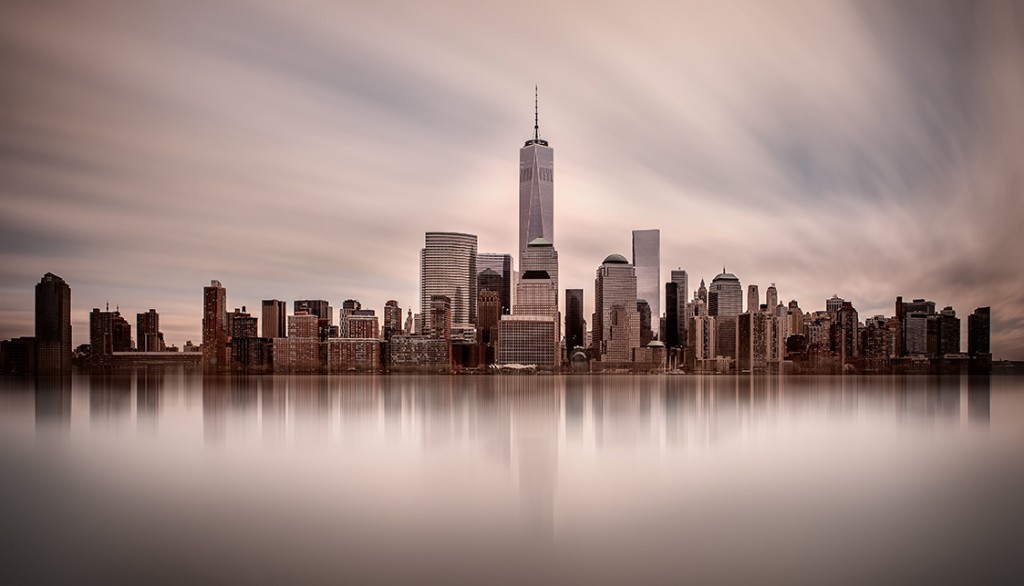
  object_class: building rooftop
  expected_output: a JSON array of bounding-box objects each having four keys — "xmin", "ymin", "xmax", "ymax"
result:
[
  {"xmin": 527, "ymin": 237, "xmax": 553, "ymax": 247},
  {"xmin": 603, "ymin": 254, "xmax": 629, "ymax": 265}
]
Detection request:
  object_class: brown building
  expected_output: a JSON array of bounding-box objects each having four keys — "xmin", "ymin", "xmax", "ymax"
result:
[
  {"xmin": 136, "ymin": 309, "xmax": 165, "ymax": 352},
  {"xmin": 387, "ymin": 335, "xmax": 450, "ymax": 372},
  {"xmin": 90, "ymin": 307, "xmax": 132, "ymax": 366},
  {"xmin": 325, "ymin": 338, "xmax": 381, "ymax": 372},
  {"xmin": 202, "ymin": 280, "xmax": 229, "ymax": 372},
  {"xmin": 261, "ymin": 299, "xmax": 287, "ymax": 339}
]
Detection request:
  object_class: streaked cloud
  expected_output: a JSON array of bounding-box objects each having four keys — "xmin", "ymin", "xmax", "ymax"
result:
[{"xmin": 1, "ymin": 0, "xmax": 1022, "ymax": 357}]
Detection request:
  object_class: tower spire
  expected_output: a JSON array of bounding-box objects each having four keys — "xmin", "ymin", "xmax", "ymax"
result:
[{"xmin": 534, "ymin": 85, "xmax": 539, "ymax": 141}]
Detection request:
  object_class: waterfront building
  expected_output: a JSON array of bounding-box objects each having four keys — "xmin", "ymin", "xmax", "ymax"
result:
[
  {"xmin": 519, "ymin": 88, "xmax": 554, "ymax": 267},
  {"xmin": 325, "ymin": 338, "xmax": 380, "ymax": 372},
  {"xmin": 968, "ymin": 307, "xmax": 991, "ymax": 357},
  {"xmin": 632, "ymin": 229, "xmax": 660, "ymax": 325},
  {"xmin": 420, "ymin": 232, "xmax": 477, "ymax": 332},
  {"xmin": 0, "ymin": 337, "xmax": 36, "ymax": 375},
  {"xmin": 387, "ymin": 335, "xmax": 450, "ymax": 372},
  {"xmin": 90, "ymin": 307, "xmax": 132, "ymax": 366},
  {"xmin": 136, "ymin": 309, "xmax": 165, "ymax": 352},
  {"xmin": 593, "ymin": 254, "xmax": 640, "ymax": 362},
  {"xmin": 497, "ymin": 315, "xmax": 558, "ymax": 368},
  {"xmin": 346, "ymin": 313, "xmax": 379, "ymax": 340},
  {"xmin": 261, "ymin": 300, "xmax": 287, "ymax": 339},
  {"xmin": 202, "ymin": 280, "xmax": 228, "ymax": 372},
  {"xmin": 36, "ymin": 272, "xmax": 72, "ymax": 374}
]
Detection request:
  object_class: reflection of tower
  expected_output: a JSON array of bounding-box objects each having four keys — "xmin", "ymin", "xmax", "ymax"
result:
[{"xmin": 967, "ymin": 375, "xmax": 990, "ymax": 427}]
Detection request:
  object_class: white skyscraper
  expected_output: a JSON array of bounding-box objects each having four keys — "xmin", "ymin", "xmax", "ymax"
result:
[
  {"xmin": 519, "ymin": 88, "xmax": 554, "ymax": 267},
  {"xmin": 632, "ymin": 229, "xmax": 660, "ymax": 330}
]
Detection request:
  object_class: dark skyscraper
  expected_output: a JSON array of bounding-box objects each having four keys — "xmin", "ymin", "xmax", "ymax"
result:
[
  {"xmin": 89, "ymin": 307, "xmax": 131, "ymax": 366},
  {"xmin": 968, "ymin": 307, "xmax": 991, "ymax": 357},
  {"xmin": 477, "ymin": 253, "xmax": 513, "ymax": 314},
  {"xmin": 638, "ymin": 299, "xmax": 653, "ymax": 347},
  {"xmin": 565, "ymin": 289, "xmax": 584, "ymax": 352},
  {"xmin": 35, "ymin": 272, "xmax": 72, "ymax": 374},
  {"xmin": 665, "ymin": 282, "xmax": 680, "ymax": 349}
]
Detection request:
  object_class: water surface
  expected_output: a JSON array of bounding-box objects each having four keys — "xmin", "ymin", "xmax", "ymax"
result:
[{"xmin": 1, "ymin": 373, "xmax": 1022, "ymax": 585}]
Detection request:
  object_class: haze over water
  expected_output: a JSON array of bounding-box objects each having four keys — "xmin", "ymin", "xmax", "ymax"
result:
[{"xmin": 2, "ymin": 373, "xmax": 1022, "ymax": 585}]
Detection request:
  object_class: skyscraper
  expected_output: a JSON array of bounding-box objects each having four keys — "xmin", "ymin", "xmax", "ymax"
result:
[
  {"xmin": 383, "ymin": 300, "xmax": 403, "ymax": 341},
  {"xmin": 632, "ymin": 229, "xmax": 660, "ymax": 328},
  {"xmin": 593, "ymin": 254, "xmax": 640, "ymax": 362},
  {"xmin": 519, "ymin": 87, "xmax": 554, "ymax": 267},
  {"xmin": 520, "ymin": 238, "xmax": 559, "ymax": 307},
  {"xmin": 35, "ymin": 272, "xmax": 71, "ymax": 374},
  {"xmin": 261, "ymin": 300, "xmax": 287, "ymax": 339},
  {"xmin": 202, "ymin": 280, "xmax": 228, "ymax": 372},
  {"xmin": 565, "ymin": 289, "xmax": 585, "ymax": 352},
  {"xmin": 136, "ymin": 309, "xmax": 164, "ymax": 352},
  {"xmin": 477, "ymin": 253, "xmax": 513, "ymax": 314},
  {"xmin": 708, "ymin": 270, "xmax": 742, "ymax": 317},
  {"xmin": 968, "ymin": 307, "xmax": 991, "ymax": 357},
  {"xmin": 420, "ymin": 231, "xmax": 477, "ymax": 332},
  {"xmin": 765, "ymin": 284, "xmax": 779, "ymax": 310},
  {"xmin": 747, "ymin": 284, "xmax": 759, "ymax": 314}
]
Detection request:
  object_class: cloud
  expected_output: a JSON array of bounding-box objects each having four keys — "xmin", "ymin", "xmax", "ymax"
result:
[{"xmin": 1, "ymin": 0, "xmax": 1022, "ymax": 358}]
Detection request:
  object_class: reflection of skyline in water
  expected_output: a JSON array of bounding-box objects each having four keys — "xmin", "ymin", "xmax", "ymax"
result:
[{"xmin": 0, "ymin": 372, "xmax": 1018, "ymax": 585}]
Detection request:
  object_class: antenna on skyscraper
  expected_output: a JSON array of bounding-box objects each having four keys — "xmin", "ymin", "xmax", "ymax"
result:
[{"xmin": 534, "ymin": 85, "xmax": 539, "ymax": 141}]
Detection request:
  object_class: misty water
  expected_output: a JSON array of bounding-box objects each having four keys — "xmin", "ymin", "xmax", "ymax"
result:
[{"xmin": 1, "ymin": 372, "xmax": 1022, "ymax": 585}]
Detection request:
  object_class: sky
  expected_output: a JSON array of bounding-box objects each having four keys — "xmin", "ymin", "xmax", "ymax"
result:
[{"xmin": 1, "ymin": 0, "xmax": 1023, "ymax": 359}]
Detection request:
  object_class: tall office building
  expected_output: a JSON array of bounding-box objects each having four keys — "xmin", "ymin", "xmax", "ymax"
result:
[
  {"xmin": 89, "ymin": 307, "xmax": 132, "ymax": 366},
  {"xmin": 202, "ymin": 280, "xmax": 229, "ymax": 372},
  {"xmin": 708, "ymin": 270, "xmax": 742, "ymax": 317},
  {"xmin": 519, "ymin": 88, "xmax": 554, "ymax": 267},
  {"xmin": 747, "ymin": 285, "xmax": 759, "ymax": 313},
  {"xmin": 827, "ymin": 295, "xmax": 846, "ymax": 317},
  {"xmin": 520, "ymin": 238, "xmax": 559, "ymax": 307},
  {"xmin": 295, "ymin": 300, "xmax": 332, "ymax": 324},
  {"xmin": 261, "ymin": 300, "xmax": 287, "ymax": 339},
  {"xmin": 35, "ymin": 273, "xmax": 72, "ymax": 374},
  {"xmin": 665, "ymin": 282, "xmax": 681, "ymax": 348},
  {"xmin": 765, "ymin": 283, "xmax": 778, "ymax": 310},
  {"xmin": 136, "ymin": 309, "xmax": 164, "ymax": 352},
  {"xmin": 593, "ymin": 254, "xmax": 640, "ymax": 362},
  {"xmin": 968, "ymin": 307, "xmax": 991, "ymax": 357},
  {"xmin": 565, "ymin": 289, "xmax": 585, "ymax": 352},
  {"xmin": 383, "ymin": 300, "xmax": 403, "ymax": 341},
  {"xmin": 697, "ymin": 279, "xmax": 707, "ymax": 304},
  {"xmin": 632, "ymin": 229, "xmax": 660, "ymax": 327},
  {"xmin": 477, "ymin": 253, "xmax": 513, "ymax": 314},
  {"xmin": 420, "ymin": 231, "xmax": 477, "ymax": 332}
]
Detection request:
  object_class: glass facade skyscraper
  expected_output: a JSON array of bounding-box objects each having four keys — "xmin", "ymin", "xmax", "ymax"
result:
[
  {"xmin": 519, "ymin": 92, "xmax": 554, "ymax": 267},
  {"xmin": 632, "ymin": 229, "xmax": 660, "ymax": 329}
]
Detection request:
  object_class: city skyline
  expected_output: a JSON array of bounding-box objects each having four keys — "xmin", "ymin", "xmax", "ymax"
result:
[{"xmin": 2, "ymin": 1, "xmax": 1023, "ymax": 359}]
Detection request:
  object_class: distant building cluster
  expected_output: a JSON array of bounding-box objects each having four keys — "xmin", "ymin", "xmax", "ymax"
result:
[{"xmin": 0, "ymin": 95, "xmax": 998, "ymax": 376}]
